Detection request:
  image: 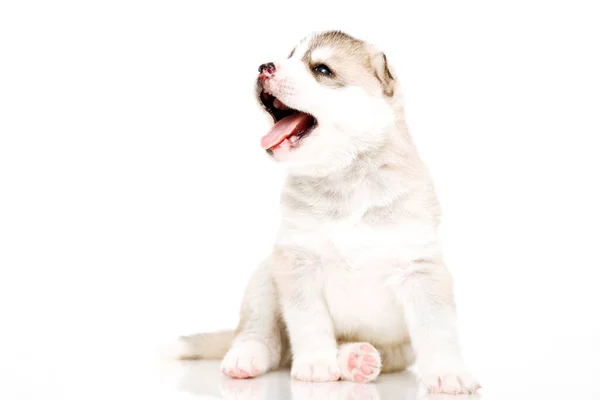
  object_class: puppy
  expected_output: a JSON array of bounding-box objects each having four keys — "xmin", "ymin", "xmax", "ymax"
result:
[{"xmin": 176, "ymin": 30, "xmax": 480, "ymax": 395}]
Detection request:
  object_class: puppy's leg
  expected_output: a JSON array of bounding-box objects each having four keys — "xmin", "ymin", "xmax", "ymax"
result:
[
  {"xmin": 398, "ymin": 259, "xmax": 480, "ymax": 394},
  {"xmin": 378, "ymin": 342, "xmax": 415, "ymax": 373},
  {"xmin": 272, "ymin": 247, "xmax": 341, "ymax": 382},
  {"xmin": 221, "ymin": 260, "xmax": 283, "ymax": 379}
]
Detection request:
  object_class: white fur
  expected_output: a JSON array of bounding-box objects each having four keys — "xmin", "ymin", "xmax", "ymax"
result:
[
  {"xmin": 310, "ymin": 47, "xmax": 333, "ymax": 62},
  {"xmin": 179, "ymin": 32, "xmax": 480, "ymax": 395}
]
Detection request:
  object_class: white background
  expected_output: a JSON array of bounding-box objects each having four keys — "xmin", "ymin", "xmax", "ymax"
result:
[{"xmin": 1, "ymin": 1, "xmax": 599, "ymax": 399}]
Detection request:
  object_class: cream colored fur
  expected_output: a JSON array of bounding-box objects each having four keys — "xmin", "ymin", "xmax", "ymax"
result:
[{"xmin": 175, "ymin": 31, "xmax": 480, "ymax": 395}]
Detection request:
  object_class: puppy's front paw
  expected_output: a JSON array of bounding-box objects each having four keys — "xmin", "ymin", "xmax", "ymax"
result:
[
  {"xmin": 220, "ymin": 340, "xmax": 271, "ymax": 379},
  {"xmin": 291, "ymin": 356, "xmax": 341, "ymax": 382},
  {"xmin": 420, "ymin": 369, "xmax": 480, "ymax": 394}
]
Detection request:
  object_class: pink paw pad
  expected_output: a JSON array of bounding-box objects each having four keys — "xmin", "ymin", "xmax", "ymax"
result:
[
  {"xmin": 340, "ymin": 342, "xmax": 381, "ymax": 383},
  {"xmin": 238, "ymin": 369, "xmax": 249, "ymax": 378},
  {"xmin": 222, "ymin": 364, "xmax": 261, "ymax": 379}
]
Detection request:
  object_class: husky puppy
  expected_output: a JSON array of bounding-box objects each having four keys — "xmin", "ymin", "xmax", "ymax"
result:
[{"xmin": 177, "ymin": 30, "xmax": 480, "ymax": 395}]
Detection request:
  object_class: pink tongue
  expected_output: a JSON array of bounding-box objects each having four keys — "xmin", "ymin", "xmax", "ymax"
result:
[{"xmin": 260, "ymin": 113, "xmax": 313, "ymax": 150}]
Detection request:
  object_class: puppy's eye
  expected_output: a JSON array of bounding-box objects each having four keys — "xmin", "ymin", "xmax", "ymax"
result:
[{"xmin": 313, "ymin": 64, "xmax": 333, "ymax": 76}]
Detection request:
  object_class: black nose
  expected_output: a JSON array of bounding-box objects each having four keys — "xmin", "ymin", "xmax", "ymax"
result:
[{"xmin": 259, "ymin": 62, "xmax": 276, "ymax": 74}]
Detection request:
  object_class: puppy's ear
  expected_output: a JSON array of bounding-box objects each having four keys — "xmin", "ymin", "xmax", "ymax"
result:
[{"xmin": 371, "ymin": 52, "xmax": 395, "ymax": 97}]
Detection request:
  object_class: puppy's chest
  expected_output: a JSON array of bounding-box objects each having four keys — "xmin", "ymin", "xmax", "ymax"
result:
[
  {"xmin": 314, "ymin": 210, "xmax": 419, "ymax": 267},
  {"xmin": 281, "ymin": 184, "xmax": 429, "ymax": 262},
  {"xmin": 307, "ymin": 194, "xmax": 400, "ymax": 260},
  {"xmin": 321, "ymin": 220, "xmax": 392, "ymax": 264}
]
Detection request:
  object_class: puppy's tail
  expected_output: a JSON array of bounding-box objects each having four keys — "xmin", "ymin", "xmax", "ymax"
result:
[{"xmin": 169, "ymin": 330, "xmax": 235, "ymax": 360}]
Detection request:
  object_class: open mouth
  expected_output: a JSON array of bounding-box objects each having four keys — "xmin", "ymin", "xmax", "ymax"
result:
[{"xmin": 259, "ymin": 91, "xmax": 317, "ymax": 151}]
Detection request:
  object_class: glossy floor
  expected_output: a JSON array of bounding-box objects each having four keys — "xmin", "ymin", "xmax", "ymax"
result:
[
  {"xmin": 177, "ymin": 360, "xmax": 420, "ymax": 400},
  {"xmin": 3, "ymin": 351, "xmax": 599, "ymax": 400},
  {"xmin": 163, "ymin": 358, "xmax": 598, "ymax": 400}
]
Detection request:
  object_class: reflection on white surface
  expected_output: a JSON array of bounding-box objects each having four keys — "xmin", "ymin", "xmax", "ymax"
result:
[{"xmin": 175, "ymin": 360, "xmax": 480, "ymax": 400}]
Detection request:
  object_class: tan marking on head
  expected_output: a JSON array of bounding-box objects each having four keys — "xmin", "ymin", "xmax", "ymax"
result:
[
  {"xmin": 290, "ymin": 37, "xmax": 311, "ymax": 61},
  {"xmin": 296, "ymin": 30, "xmax": 396, "ymax": 96}
]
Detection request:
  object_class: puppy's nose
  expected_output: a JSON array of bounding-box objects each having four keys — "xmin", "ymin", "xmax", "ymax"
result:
[{"xmin": 259, "ymin": 62, "xmax": 276, "ymax": 75}]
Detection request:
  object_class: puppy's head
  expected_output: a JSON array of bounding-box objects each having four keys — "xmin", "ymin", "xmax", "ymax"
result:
[{"xmin": 256, "ymin": 31, "xmax": 400, "ymax": 176}]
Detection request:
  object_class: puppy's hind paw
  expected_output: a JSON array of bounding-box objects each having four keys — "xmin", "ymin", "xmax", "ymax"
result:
[{"xmin": 338, "ymin": 342, "xmax": 382, "ymax": 383}]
